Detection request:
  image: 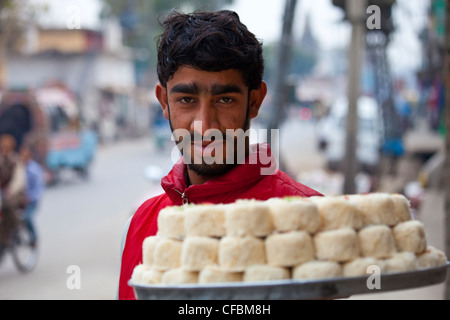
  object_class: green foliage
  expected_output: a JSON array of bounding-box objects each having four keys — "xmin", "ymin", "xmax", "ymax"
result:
[
  {"xmin": 101, "ymin": 0, "xmax": 234, "ymax": 33},
  {"xmin": 0, "ymin": 0, "xmax": 46, "ymax": 50},
  {"xmin": 100, "ymin": 0, "xmax": 234, "ymax": 81}
]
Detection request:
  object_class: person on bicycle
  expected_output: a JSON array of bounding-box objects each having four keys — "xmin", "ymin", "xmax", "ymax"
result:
[
  {"xmin": 20, "ymin": 143, "xmax": 45, "ymax": 248},
  {"xmin": 0, "ymin": 134, "xmax": 27, "ymax": 246}
]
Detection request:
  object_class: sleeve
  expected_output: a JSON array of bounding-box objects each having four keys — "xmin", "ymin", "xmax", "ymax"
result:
[{"xmin": 116, "ymin": 216, "xmax": 132, "ymax": 300}]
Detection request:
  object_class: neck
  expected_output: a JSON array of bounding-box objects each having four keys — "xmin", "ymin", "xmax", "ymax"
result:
[
  {"xmin": 185, "ymin": 138, "xmax": 251, "ymax": 186},
  {"xmin": 186, "ymin": 168, "xmax": 211, "ymax": 186}
]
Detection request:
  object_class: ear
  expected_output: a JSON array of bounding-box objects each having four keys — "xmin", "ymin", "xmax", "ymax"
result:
[
  {"xmin": 249, "ymin": 81, "xmax": 267, "ymax": 119},
  {"xmin": 155, "ymin": 83, "xmax": 170, "ymax": 120}
]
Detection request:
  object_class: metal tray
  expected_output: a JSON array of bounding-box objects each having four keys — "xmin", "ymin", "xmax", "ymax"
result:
[{"xmin": 129, "ymin": 263, "xmax": 449, "ymax": 300}]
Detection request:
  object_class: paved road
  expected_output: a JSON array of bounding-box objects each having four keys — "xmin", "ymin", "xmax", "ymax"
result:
[
  {"xmin": 0, "ymin": 137, "xmax": 168, "ymax": 299},
  {"xmin": 1, "ymin": 119, "xmax": 446, "ymax": 300},
  {"xmin": 0, "ymin": 119, "xmax": 331, "ymax": 300},
  {"xmin": 280, "ymin": 117, "xmax": 325, "ymax": 177}
]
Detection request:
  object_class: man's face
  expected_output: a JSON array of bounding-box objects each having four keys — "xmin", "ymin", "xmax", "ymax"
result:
[{"xmin": 155, "ymin": 66, "xmax": 267, "ymax": 177}]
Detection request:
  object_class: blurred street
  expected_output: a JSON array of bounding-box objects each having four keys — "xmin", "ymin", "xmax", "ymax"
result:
[
  {"xmin": 0, "ymin": 0, "xmax": 448, "ymax": 301},
  {"xmin": 0, "ymin": 118, "xmax": 446, "ymax": 300},
  {"xmin": 0, "ymin": 136, "xmax": 167, "ymax": 299}
]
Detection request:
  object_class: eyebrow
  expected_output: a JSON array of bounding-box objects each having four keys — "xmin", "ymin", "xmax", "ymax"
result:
[{"xmin": 170, "ymin": 83, "xmax": 244, "ymax": 95}]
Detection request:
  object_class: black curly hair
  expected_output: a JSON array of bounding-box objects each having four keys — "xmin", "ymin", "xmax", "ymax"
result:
[{"xmin": 156, "ymin": 10, "xmax": 264, "ymax": 91}]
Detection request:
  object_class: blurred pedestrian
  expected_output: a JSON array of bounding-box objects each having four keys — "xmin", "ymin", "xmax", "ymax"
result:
[
  {"xmin": 20, "ymin": 143, "xmax": 45, "ymax": 247},
  {"xmin": 0, "ymin": 134, "xmax": 27, "ymax": 246}
]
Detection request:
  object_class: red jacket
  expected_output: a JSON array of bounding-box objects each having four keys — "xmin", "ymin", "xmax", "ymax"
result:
[{"xmin": 118, "ymin": 144, "xmax": 322, "ymax": 300}]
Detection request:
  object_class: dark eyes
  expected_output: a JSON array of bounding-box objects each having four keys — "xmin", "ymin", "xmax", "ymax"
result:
[
  {"xmin": 177, "ymin": 97, "xmax": 235, "ymax": 104},
  {"xmin": 218, "ymin": 97, "xmax": 234, "ymax": 104},
  {"xmin": 178, "ymin": 97, "xmax": 194, "ymax": 104}
]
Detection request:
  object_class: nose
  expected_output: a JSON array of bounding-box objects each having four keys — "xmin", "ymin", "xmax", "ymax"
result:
[{"xmin": 191, "ymin": 100, "xmax": 220, "ymax": 135}]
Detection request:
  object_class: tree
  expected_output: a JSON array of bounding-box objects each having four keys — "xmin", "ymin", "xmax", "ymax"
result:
[
  {"xmin": 0, "ymin": 0, "xmax": 45, "ymax": 87},
  {"xmin": 100, "ymin": 0, "xmax": 234, "ymax": 86}
]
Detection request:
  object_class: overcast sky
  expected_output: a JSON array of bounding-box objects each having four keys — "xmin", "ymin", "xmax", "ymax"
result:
[
  {"xmin": 31, "ymin": 0, "xmax": 348, "ymax": 47},
  {"xmin": 227, "ymin": 0, "xmax": 430, "ymax": 74},
  {"xmin": 31, "ymin": 0, "xmax": 430, "ymax": 74}
]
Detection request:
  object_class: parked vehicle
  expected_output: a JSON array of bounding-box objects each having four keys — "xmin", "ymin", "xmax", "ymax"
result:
[
  {"xmin": 0, "ymin": 85, "xmax": 97, "ymax": 184},
  {"xmin": 317, "ymin": 95, "xmax": 383, "ymax": 174}
]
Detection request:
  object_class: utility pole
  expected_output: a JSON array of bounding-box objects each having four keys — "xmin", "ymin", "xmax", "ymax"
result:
[
  {"xmin": 366, "ymin": 2, "xmax": 400, "ymax": 178},
  {"xmin": 343, "ymin": 0, "xmax": 367, "ymax": 194},
  {"xmin": 267, "ymin": 0, "xmax": 297, "ymax": 175}
]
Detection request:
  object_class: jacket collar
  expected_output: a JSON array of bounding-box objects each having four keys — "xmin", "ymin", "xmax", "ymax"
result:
[{"xmin": 160, "ymin": 143, "xmax": 278, "ymax": 205}]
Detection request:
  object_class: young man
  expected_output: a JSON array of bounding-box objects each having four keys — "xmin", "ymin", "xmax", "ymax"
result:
[{"xmin": 118, "ymin": 10, "xmax": 322, "ymax": 300}]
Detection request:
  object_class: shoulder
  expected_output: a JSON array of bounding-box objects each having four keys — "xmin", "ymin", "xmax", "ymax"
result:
[
  {"xmin": 133, "ymin": 193, "xmax": 172, "ymax": 220},
  {"xmin": 119, "ymin": 193, "xmax": 173, "ymax": 297},
  {"xmin": 267, "ymin": 169, "xmax": 323, "ymax": 197},
  {"xmin": 128, "ymin": 193, "xmax": 173, "ymax": 239}
]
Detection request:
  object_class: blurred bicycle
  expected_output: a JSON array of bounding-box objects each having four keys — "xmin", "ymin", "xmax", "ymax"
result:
[{"xmin": 0, "ymin": 191, "xmax": 38, "ymax": 273}]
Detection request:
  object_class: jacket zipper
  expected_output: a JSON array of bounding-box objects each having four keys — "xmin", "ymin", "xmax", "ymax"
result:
[{"xmin": 173, "ymin": 189, "xmax": 189, "ymax": 205}]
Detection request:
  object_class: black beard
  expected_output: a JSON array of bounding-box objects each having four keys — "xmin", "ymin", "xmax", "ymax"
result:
[
  {"xmin": 187, "ymin": 161, "xmax": 238, "ymax": 177},
  {"xmin": 168, "ymin": 100, "xmax": 251, "ymax": 178}
]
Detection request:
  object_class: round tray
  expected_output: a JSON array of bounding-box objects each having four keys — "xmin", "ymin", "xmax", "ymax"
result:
[{"xmin": 129, "ymin": 263, "xmax": 449, "ymax": 300}]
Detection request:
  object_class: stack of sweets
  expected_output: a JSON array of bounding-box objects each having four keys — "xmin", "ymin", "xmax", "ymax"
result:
[{"xmin": 130, "ymin": 193, "xmax": 448, "ymax": 286}]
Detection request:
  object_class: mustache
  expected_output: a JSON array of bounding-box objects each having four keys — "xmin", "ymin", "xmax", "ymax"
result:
[
  {"xmin": 188, "ymin": 131, "xmax": 226, "ymax": 143},
  {"xmin": 173, "ymin": 129, "xmax": 251, "ymax": 144}
]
